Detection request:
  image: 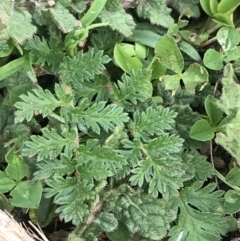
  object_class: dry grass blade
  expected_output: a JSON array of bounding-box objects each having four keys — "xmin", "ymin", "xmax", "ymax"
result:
[{"xmin": 0, "ymin": 210, "xmax": 49, "ymax": 241}]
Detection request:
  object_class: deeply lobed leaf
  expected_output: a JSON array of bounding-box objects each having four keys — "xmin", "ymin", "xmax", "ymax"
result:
[
  {"xmin": 168, "ymin": 181, "xmax": 228, "ymax": 241},
  {"xmin": 72, "ymin": 98, "xmax": 129, "ymax": 134},
  {"xmin": 59, "ymin": 49, "xmax": 111, "ymax": 85}
]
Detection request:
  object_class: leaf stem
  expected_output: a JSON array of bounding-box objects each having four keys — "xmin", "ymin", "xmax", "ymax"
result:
[
  {"xmin": 80, "ymin": 0, "xmax": 108, "ymax": 27},
  {"xmin": 86, "ymin": 22, "xmax": 109, "ymax": 30},
  {"xmin": 215, "ymin": 170, "xmax": 240, "ymax": 192}
]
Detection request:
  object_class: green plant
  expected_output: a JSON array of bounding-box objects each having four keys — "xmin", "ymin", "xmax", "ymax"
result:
[
  {"xmin": 1, "ymin": 0, "xmax": 240, "ymax": 241},
  {"xmin": 190, "ymin": 94, "xmax": 224, "ymax": 141},
  {"xmin": 0, "ymin": 147, "xmax": 42, "ymax": 209}
]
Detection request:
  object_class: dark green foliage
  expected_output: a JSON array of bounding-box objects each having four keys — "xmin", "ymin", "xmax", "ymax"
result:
[
  {"xmin": 168, "ymin": 182, "xmax": 228, "ymax": 241},
  {"xmin": 0, "ymin": 0, "xmax": 237, "ymax": 240}
]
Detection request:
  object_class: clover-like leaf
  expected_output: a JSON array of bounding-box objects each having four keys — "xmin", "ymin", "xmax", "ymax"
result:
[
  {"xmin": 203, "ymin": 49, "xmax": 224, "ymax": 70},
  {"xmin": 216, "ymin": 27, "xmax": 240, "ymax": 52},
  {"xmin": 155, "ymin": 35, "xmax": 184, "ymax": 73},
  {"xmin": 190, "ymin": 119, "xmax": 215, "ymax": 141},
  {"xmin": 182, "ymin": 63, "xmax": 209, "ymax": 93}
]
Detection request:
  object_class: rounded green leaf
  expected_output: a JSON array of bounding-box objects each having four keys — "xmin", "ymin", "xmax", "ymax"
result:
[
  {"xmin": 10, "ymin": 180, "xmax": 42, "ymax": 209},
  {"xmin": 203, "ymin": 49, "xmax": 224, "ymax": 70},
  {"xmin": 114, "ymin": 43, "xmax": 142, "ymax": 73},
  {"xmin": 204, "ymin": 95, "xmax": 223, "ymax": 127},
  {"xmin": 199, "ymin": 0, "xmax": 212, "ymax": 15},
  {"xmin": 5, "ymin": 147, "xmax": 29, "ymax": 181},
  {"xmin": 216, "ymin": 27, "xmax": 240, "ymax": 52},
  {"xmin": 0, "ymin": 171, "xmax": 15, "ymax": 193},
  {"xmin": 225, "ymin": 167, "xmax": 240, "ymax": 186},
  {"xmin": 135, "ymin": 43, "xmax": 147, "ymax": 59},
  {"xmin": 160, "ymin": 74, "xmax": 181, "ymax": 93},
  {"xmin": 226, "ymin": 216, "xmax": 238, "ymax": 232},
  {"xmin": 155, "ymin": 35, "xmax": 184, "ymax": 73},
  {"xmin": 224, "ymin": 190, "xmax": 240, "ymax": 214},
  {"xmin": 217, "ymin": 0, "xmax": 240, "ymax": 14},
  {"xmin": 147, "ymin": 57, "xmax": 166, "ymax": 80},
  {"xmin": 190, "ymin": 119, "xmax": 215, "ymax": 141},
  {"xmin": 209, "ymin": 0, "xmax": 219, "ymax": 14},
  {"xmin": 224, "ymin": 47, "xmax": 240, "ymax": 62},
  {"xmin": 182, "ymin": 63, "xmax": 209, "ymax": 93}
]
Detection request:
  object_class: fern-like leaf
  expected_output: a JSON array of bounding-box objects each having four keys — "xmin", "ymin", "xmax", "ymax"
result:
[
  {"xmin": 45, "ymin": 177, "xmax": 95, "ymax": 225},
  {"xmin": 25, "ymin": 36, "xmax": 64, "ymax": 72},
  {"xmin": 146, "ymin": 134, "xmax": 183, "ymax": 156},
  {"xmin": 22, "ymin": 127, "xmax": 78, "ymax": 161},
  {"xmin": 182, "ymin": 150, "xmax": 214, "ymax": 181},
  {"xmin": 77, "ymin": 139, "xmax": 126, "ymax": 176},
  {"xmin": 34, "ymin": 154, "xmax": 76, "ymax": 180},
  {"xmin": 72, "ymin": 98, "xmax": 129, "ymax": 134},
  {"xmin": 59, "ymin": 49, "xmax": 111, "ymax": 85},
  {"xmin": 90, "ymin": 27, "xmax": 123, "ymax": 54},
  {"xmin": 125, "ymin": 135, "xmax": 187, "ymax": 199},
  {"xmin": 168, "ymin": 182, "xmax": 228, "ymax": 241},
  {"xmin": 25, "ymin": 36, "xmax": 51, "ymax": 65},
  {"xmin": 72, "ymin": 76, "xmax": 109, "ymax": 101},
  {"xmin": 111, "ymin": 68, "xmax": 152, "ymax": 107},
  {"xmin": 129, "ymin": 106, "xmax": 177, "ymax": 141},
  {"xmin": 14, "ymin": 84, "xmax": 72, "ymax": 122},
  {"xmin": 106, "ymin": 185, "xmax": 176, "ymax": 240},
  {"xmin": 130, "ymin": 156, "xmax": 186, "ymax": 199}
]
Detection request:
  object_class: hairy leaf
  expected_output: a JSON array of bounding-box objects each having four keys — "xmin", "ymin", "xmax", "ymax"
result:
[
  {"xmin": 99, "ymin": 8, "xmax": 135, "ymax": 37},
  {"xmin": 72, "ymin": 76, "xmax": 109, "ymax": 101},
  {"xmin": 168, "ymin": 182, "xmax": 228, "ymax": 241},
  {"xmin": 130, "ymin": 156, "xmax": 186, "ymax": 199},
  {"xmin": 146, "ymin": 134, "xmax": 183, "ymax": 157},
  {"xmin": 216, "ymin": 113, "xmax": 240, "ymax": 165},
  {"xmin": 45, "ymin": 177, "xmax": 94, "ymax": 225},
  {"xmin": 129, "ymin": 105, "xmax": 177, "ymax": 141},
  {"xmin": 22, "ymin": 128, "xmax": 78, "ymax": 161},
  {"xmin": 111, "ymin": 68, "xmax": 152, "ymax": 107},
  {"xmin": 106, "ymin": 185, "xmax": 176, "ymax": 240},
  {"xmin": 49, "ymin": 2, "xmax": 81, "ymax": 33},
  {"xmin": 182, "ymin": 151, "xmax": 214, "ymax": 181},
  {"xmin": 72, "ymin": 98, "xmax": 129, "ymax": 134},
  {"xmin": 171, "ymin": 0, "xmax": 200, "ymax": 18},
  {"xmin": 136, "ymin": 0, "xmax": 174, "ymax": 28},
  {"xmin": 0, "ymin": 0, "xmax": 36, "ymax": 43},
  {"xmin": 128, "ymin": 135, "xmax": 186, "ymax": 199},
  {"xmin": 25, "ymin": 36, "xmax": 64, "ymax": 72},
  {"xmin": 59, "ymin": 49, "xmax": 111, "ymax": 85},
  {"xmin": 77, "ymin": 139, "xmax": 126, "ymax": 176},
  {"xmin": 14, "ymin": 84, "xmax": 72, "ymax": 122},
  {"xmin": 216, "ymin": 64, "xmax": 240, "ymax": 115},
  {"xmin": 34, "ymin": 155, "xmax": 75, "ymax": 180}
]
